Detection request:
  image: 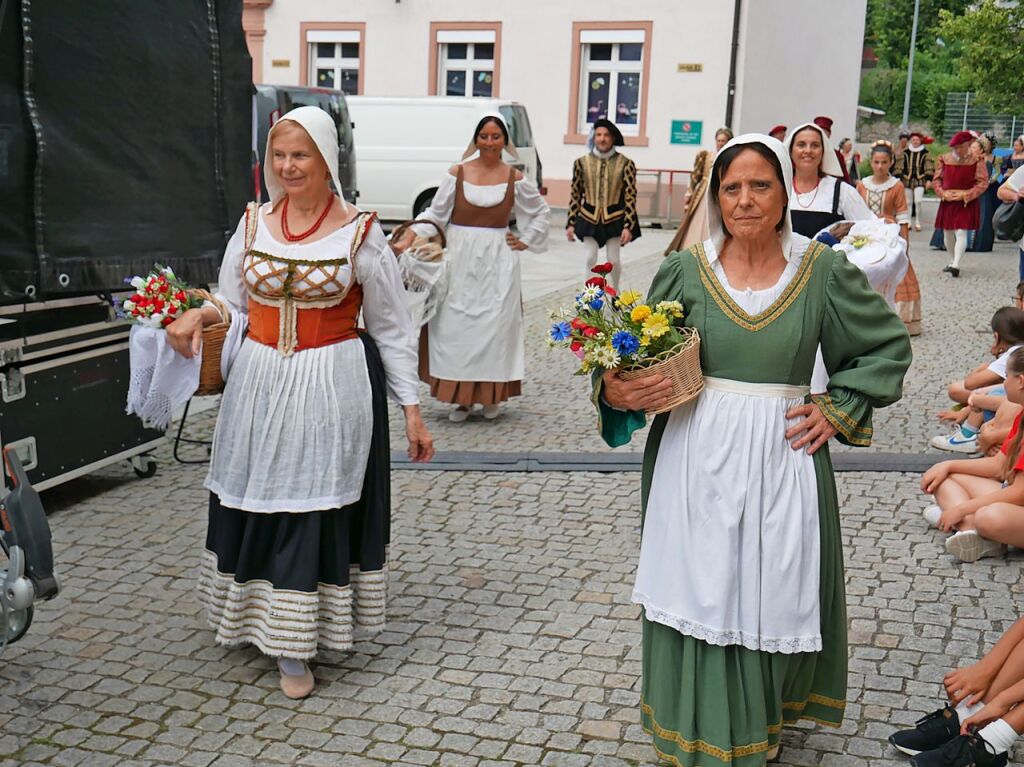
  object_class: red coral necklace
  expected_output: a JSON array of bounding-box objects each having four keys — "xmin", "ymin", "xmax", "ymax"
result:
[{"xmin": 282, "ymin": 195, "xmax": 334, "ymax": 242}]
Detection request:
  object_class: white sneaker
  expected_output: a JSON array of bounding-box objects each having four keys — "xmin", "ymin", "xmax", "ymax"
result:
[
  {"xmin": 449, "ymin": 406, "xmax": 470, "ymax": 423},
  {"xmin": 930, "ymin": 429, "xmax": 978, "ymax": 453},
  {"xmin": 945, "ymin": 530, "xmax": 1007, "ymax": 562},
  {"xmin": 922, "ymin": 505, "xmax": 942, "ymax": 528},
  {"xmin": 482, "ymin": 404, "xmax": 501, "ymax": 420}
]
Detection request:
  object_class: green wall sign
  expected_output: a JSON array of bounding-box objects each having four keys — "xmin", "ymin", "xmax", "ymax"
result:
[{"xmin": 670, "ymin": 120, "xmax": 703, "ymax": 145}]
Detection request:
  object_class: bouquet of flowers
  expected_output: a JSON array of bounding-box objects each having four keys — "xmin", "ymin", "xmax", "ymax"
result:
[
  {"xmin": 118, "ymin": 265, "xmax": 202, "ymax": 329},
  {"xmin": 547, "ymin": 263, "xmax": 684, "ymax": 372},
  {"xmin": 548, "ymin": 263, "xmax": 703, "ymax": 413}
]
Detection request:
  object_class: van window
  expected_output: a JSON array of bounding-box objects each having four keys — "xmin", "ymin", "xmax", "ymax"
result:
[
  {"xmin": 499, "ymin": 105, "xmax": 534, "ymax": 148},
  {"xmin": 280, "ymin": 89, "xmax": 352, "ymax": 152}
]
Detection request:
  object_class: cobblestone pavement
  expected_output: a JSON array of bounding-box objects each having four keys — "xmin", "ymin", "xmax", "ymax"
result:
[{"xmin": 3, "ymin": 208, "xmax": 1024, "ymax": 767}]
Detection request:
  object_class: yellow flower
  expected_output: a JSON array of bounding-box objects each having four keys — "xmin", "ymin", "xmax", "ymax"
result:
[
  {"xmin": 642, "ymin": 312, "xmax": 670, "ymax": 338},
  {"xmin": 656, "ymin": 300, "xmax": 685, "ymax": 318},
  {"xmin": 631, "ymin": 305, "xmax": 652, "ymax": 322},
  {"xmin": 618, "ymin": 289, "xmax": 643, "ymax": 306}
]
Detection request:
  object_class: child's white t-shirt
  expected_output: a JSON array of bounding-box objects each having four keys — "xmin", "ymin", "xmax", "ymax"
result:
[{"xmin": 990, "ymin": 344, "xmax": 1022, "ymax": 378}]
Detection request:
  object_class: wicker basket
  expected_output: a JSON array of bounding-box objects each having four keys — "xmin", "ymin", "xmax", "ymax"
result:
[
  {"xmin": 188, "ymin": 289, "xmax": 230, "ymax": 396},
  {"xmin": 618, "ymin": 327, "xmax": 703, "ymax": 414}
]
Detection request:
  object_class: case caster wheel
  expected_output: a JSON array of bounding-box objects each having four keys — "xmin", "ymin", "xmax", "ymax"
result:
[
  {"xmin": 130, "ymin": 455, "xmax": 158, "ymax": 478},
  {"xmin": 2, "ymin": 604, "xmax": 33, "ymax": 646}
]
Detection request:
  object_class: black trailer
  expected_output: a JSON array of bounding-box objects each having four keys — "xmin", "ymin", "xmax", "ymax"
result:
[{"xmin": 0, "ymin": 0, "xmax": 254, "ymax": 490}]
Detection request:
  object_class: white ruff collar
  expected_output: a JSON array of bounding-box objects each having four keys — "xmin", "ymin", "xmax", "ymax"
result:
[
  {"xmin": 908, "ymin": 145, "xmax": 926, "ymax": 153},
  {"xmin": 592, "ymin": 147, "xmax": 617, "ymax": 159},
  {"xmin": 861, "ymin": 176, "xmax": 900, "ymax": 193}
]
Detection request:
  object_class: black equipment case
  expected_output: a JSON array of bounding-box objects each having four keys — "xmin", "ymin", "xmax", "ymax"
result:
[{"xmin": 0, "ymin": 1, "xmax": 254, "ymax": 490}]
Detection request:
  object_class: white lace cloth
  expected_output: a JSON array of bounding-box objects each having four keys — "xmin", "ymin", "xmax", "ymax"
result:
[
  {"xmin": 632, "ymin": 239, "xmax": 824, "ymax": 654},
  {"xmin": 126, "ymin": 325, "xmax": 201, "ymax": 430}
]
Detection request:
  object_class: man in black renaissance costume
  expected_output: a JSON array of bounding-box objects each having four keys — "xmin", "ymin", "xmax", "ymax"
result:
[{"xmin": 566, "ymin": 119, "xmax": 640, "ymax": 288}]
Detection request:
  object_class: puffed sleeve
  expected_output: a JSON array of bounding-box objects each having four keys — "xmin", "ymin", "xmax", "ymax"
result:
[
  {"xmin": 838, "ymin": 182, "xmax": 877, "ymax": 221},
  {"xmin": 590, "ymin": 250, "xmax": 688, "ymax": 446},
  {"xmin": 932, "ymin": 156, "xmax": 947, "ymax": 196},
  {"xmin": 514, "ymin": 179, "xmax": 551, "ymax": 252},
  {"xmin": 356, "ymin": 224, "xmax": 420, "ymax": 406},
  {"xmin": 567, "ymin": 158, "xmax": 584, "ymax": 228},
  {"xmin": 892, "ymin": 183, "xmax": 910, "ymax": 225},
  {"xmin": 413, "ymin": 173, "xmax": 457, "ymax": 235},
  {"xmin": 814, "ymin": 250, "xmax": 912, "ymax": 446},
  {"xmin": 966, "ymin": 161, "xmax": 990, "ymax": 202},
  {"xmin": 213, "ymin": 209, "xmax": 251, "ymax": 316}
]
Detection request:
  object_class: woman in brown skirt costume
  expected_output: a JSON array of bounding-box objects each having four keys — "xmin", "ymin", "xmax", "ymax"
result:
[{"xmin": 403, "ymin": 112, "xmax": 550, "ymax": 422}]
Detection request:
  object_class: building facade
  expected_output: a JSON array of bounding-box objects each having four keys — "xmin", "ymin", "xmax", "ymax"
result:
[{"xmin": 244, "ymin": 0, "xmax": 867, "ymax": 207}]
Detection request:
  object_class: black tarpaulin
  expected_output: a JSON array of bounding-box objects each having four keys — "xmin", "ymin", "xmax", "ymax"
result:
[{"xmin": 0, "ymin": 0, "xmax": 253, "ymax": 304}]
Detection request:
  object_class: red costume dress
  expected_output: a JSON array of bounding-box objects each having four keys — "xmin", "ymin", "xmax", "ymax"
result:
[{"xmin": 933, "ymin": 154, "xmax": 988, "ymax": 231}]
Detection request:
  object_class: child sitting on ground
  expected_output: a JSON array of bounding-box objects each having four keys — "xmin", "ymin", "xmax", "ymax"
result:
[
  {"xmin": 932, "ymin": 307, "xmax": 1024, "ymax": 453},
  {"xmin": 920, "ymin": 347, "xmax": 1024, "ymax": 562},
  {"xmin": 889, "ymin": 616, "xmax": 1024, "ymax": 766}
]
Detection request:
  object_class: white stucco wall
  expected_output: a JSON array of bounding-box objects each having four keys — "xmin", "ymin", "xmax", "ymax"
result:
[
  {"xmin": 253, "ymin": 0, "xmax": 866, "ymax": 203},
  {"xmin": 733, "ymin": 0, "xmax": 867, "ymax": 143}
]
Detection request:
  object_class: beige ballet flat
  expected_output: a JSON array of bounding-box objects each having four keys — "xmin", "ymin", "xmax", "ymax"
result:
[
  {"xmin": 277, "ymin": 659, "xmax": 315, "ymax": 699},
  {"xmin": 766, "ymin": 744, "xmax": 781, "ymax": 762}
]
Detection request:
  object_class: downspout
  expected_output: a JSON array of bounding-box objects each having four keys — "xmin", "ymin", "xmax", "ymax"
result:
[{"xmin": 724, "ymin": 0, "xmax": 742, "ymax": 128}]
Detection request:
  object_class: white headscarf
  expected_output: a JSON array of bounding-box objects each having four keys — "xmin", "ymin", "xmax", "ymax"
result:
[
  {"xmin": 264, "ymin": 106, "xmax": 349, "ymax": 212},
  {"xmin": 784, "ymin": 122, "xmax": 845, "ymax": 179},
  {"xmin": 461, "ymin": 111, "xmax": 519, "ymax": 160},
  {"xmin": 706, "ymin": 133, "xmax": 796, "ymax": 258}
]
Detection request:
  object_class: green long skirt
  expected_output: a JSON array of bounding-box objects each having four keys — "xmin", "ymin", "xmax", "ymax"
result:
[{"xmin": 640, "ymin": 449, "xmax": 848, "ymax": 766}]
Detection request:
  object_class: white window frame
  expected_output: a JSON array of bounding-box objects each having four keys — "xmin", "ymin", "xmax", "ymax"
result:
[
  {"xmin": 577, "ymin": 30, "xmax": 645, "ymax": 137},
  {"xmin": 307, "ymin": 30, "xmax": 361, "ymax": 95},
  {"xmin": 437, "ymin": 30, "xmax": 496, "ymax": 98}
]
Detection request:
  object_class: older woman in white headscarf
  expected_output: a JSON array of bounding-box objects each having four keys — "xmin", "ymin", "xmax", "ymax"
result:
[
  {"xmin": 596, "ymin": 134, "xmax": 910, "ymax": 766},
  {"xmin": 786, "ymin": 122, "xmax": 875, "ymax": 238},
  {"xmin": 166, "ymin": 106, "xmax": 433, "ymax": 699},
  {"xmin": 396, "ymin": 111, "xmax": 550, "ymax": 422}
]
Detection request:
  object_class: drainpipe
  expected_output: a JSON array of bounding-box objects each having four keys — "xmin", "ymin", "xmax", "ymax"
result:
[{"xmin": 724, "ymin": 0, "xmax": 742, "ymax": 129}]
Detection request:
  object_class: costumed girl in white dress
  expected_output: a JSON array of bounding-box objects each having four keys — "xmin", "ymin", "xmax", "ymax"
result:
[
  {"xmin": 166, "ymin": 107, "xmax": 433, "ymax": 699},
  {"xmin": 405, "ymin": 112, "xmax": 550, "ymax": 422}
]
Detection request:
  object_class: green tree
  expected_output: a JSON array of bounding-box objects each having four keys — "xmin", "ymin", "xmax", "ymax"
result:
[
  {"xmin": 937, "ymin": 0, "xmax": 1024, "ymax": 113},
  {"xmin": 865, "ymin": 0, "xmax": 969, "ymax": 67},
  {"xmin": 859, "ymin": 38, "xmax": 968, "ymax": 128}
]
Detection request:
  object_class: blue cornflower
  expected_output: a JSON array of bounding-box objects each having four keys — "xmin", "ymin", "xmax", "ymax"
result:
[
  {"xmin": 612, "ymin": 330, "xmax": 641, "ymax": 356},
  {"xmin": 588, "ymin": 297, "xmax": 604, "ymax": 310},
  {"xmin": 549, "ymin": 321, "xmax": 572, "ymax": 341}
]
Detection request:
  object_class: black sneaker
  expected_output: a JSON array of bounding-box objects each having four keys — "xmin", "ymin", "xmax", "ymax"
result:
[
  {"xmin": 909, "ymin": 733, "xmax": 1008, "ymax": 767},
  {"xmin": 889, "ymin": 707, "xmax": 960, "ymax": 756}
]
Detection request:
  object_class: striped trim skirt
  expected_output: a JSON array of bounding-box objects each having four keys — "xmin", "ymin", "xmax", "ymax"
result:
[{"xmin": 199, "ymin": 332, "xmax": 391, "ymax": 659}]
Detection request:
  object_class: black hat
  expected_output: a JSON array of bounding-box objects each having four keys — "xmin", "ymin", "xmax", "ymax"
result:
[{"xmin": 592, "ymin": 119, "xmax": 624, "ymax": 146}]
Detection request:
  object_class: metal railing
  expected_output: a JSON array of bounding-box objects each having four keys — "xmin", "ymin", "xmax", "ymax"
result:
[
  {"xmin": 943, "ymin": 92, "xmax": 1024, "ymax": 141},
  {"xmin": 636, "ymin": 168, "xmax": 692, "ymax": 228}
]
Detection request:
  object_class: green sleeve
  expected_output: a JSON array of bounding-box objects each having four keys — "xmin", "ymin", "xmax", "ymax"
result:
[
  {"xmin": 814, "ymin": 250, "xmax": 912, "ymax": 446},
  {"xmin": 591, "ymin": 250, "xmax": 689, "ymax": 446}
]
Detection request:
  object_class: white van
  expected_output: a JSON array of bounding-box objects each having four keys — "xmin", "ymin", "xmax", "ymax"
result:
[{"xmin": 346, "ymin": 96, "xmax": 543, "ymax": 221}]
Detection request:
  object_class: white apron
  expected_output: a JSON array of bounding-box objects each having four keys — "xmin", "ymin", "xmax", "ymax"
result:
[{"xmin": 632, "ymin": 258, "xmax": 823, "ymax": 655}]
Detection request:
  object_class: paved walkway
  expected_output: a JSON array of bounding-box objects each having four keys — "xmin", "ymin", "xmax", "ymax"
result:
[{"xmin": 3, "ymin": 212, "xmax": 1023, "ymax": 767}]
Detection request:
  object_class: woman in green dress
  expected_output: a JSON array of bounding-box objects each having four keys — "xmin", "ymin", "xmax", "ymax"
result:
[{"xmin": 597, "ymin": 134, "xmax": 911, "ymax": 766}]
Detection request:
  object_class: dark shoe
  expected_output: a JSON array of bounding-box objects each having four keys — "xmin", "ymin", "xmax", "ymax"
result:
[
  {"xmin": 949, "ymin": 267, "xmax": 960, "ymax": 278},
  {"xmin": 889, "ymin": 706, "xmax": 960, "ymax": 756},
  {"xmin": 909, "ymin": 734, "xmax": 1007, "ymax": 767}
]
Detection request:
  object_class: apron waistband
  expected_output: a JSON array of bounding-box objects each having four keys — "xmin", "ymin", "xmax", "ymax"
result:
[{"xmin": 704, "ymin": 376, "xmax": 810, "ymax": 399}]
